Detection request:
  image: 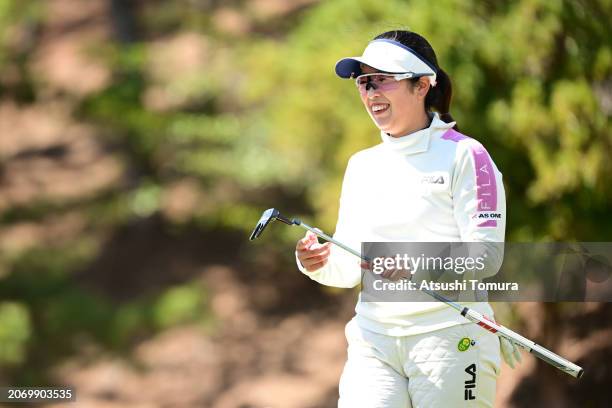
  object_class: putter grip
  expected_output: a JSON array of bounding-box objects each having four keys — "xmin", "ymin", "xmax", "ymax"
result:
[{"xmin": 529, "ymin": 343, "xmax": 584, "ymax": 379}]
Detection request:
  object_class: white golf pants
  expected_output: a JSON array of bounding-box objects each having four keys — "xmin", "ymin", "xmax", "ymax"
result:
[{"xmin": 338, "ymin": 318, "xmax": 500, "ymax": 408}]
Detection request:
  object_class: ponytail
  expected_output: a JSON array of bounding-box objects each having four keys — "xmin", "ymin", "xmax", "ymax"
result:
[{"xmin": 426, "ymin": 68, "xmax": 459, "ymax": 131}]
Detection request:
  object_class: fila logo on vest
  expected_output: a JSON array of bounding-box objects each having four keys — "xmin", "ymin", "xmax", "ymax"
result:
[
  {"xmin": 420, "ymin": 171, "xmax": 448, "ymax": 188},
  {"xmin": 464, "ymin": 363, "xmax": 477, "ymax": 400},
  {"xmin": 421, "ymin": 175, "xmax": 445, "ymax": 184}
]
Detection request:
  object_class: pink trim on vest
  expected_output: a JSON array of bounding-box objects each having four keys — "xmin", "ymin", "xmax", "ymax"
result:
[
  {"xmin": 471, "ymin": 143, "xmax": 498, "ymax": 227},
  {"xmin": 441, "ymin": 128, "xmax": 498, "ymax": 228},
  {"xmin": 441, "ymin": 128, "xmax": 467, "ymax": 142}
]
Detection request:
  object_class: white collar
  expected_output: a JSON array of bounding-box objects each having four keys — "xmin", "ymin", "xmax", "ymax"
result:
[{"xmin": 380, "ymin": 112, "xmax": 455, "ymax": 155}]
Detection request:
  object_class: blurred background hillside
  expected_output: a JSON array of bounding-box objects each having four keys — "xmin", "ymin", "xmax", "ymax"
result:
[{"xmin": 0, "ymin": 0, "xmax": 610, "ymax": 407}]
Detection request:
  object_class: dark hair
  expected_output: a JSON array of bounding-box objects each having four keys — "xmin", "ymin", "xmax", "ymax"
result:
[{"xmin": 374, "ymin": 30, "xmax": 458, "ymax": 130}]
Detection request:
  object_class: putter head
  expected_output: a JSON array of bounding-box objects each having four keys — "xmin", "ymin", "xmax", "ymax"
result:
[
  {"xmin": 249, "ymin": 208, "xmax": 279, "ymax": 240},
  {"xmin": 249, "ymin": 208, "xmax": 295, "ymax": 240}
]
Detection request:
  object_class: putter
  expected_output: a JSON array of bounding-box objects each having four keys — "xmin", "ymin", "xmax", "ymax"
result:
[
  {"xmin": 249, "ymin": 208, "xmax": 362, "ymax": 258},
  {"xmin": 249, "ymin": 208, "xmax": 584, "ymax": 379}
]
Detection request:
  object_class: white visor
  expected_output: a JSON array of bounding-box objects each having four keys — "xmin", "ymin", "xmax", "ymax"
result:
[{"xmin": 335, "ymin": 39, "xmax": 437, "ymax": 87}]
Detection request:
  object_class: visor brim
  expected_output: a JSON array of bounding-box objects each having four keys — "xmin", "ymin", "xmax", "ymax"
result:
[{"xmin": 335, "ymin": 57, "xmax": 365, "ymax": 78}]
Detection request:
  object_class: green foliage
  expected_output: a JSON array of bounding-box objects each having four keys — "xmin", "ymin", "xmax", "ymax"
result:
[
  {"xmin": 129, "ymin": 181, "xmax": 162, "ymax": 217},
  {"xmin": 0, "ymin": 302, "xmax": 31, "ymax": 365},
  {"xmin": 0, "ymin": 0, "xmax": 42, "ymax": 65},
  {"xmin": 153, "ymin": 284, "xmax": 207, "ymax": 329}
]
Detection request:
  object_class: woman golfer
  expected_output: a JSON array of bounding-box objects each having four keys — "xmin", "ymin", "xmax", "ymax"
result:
[{"xmin": 295, "ymin": 30, "xmax": 520, "ymax": 407}]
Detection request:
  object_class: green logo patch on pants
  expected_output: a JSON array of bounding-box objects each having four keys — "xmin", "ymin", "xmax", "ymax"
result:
[{"xmin": 458, "ymin": 337, "xmax": 474, "ymax": 352}]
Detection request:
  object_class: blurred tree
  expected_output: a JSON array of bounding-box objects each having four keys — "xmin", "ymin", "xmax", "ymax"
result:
[{"xmin": 110, "ymin": 0, "xmax": 140, "ymax": 43}]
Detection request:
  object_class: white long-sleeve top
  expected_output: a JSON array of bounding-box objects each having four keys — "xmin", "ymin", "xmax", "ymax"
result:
[{"xmin": 297, "ymin": 113, "xmax": 506, "ymax": 336}]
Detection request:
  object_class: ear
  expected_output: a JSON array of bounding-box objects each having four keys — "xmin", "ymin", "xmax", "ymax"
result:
[{"xmin": 416, "ymin": 77, "xmax": 430, "ymax": 98}]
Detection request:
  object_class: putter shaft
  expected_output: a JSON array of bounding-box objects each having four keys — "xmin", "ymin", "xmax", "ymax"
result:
[{"xmin": 297, "ymin": 221, "xmax": 363, "ymax": 260}]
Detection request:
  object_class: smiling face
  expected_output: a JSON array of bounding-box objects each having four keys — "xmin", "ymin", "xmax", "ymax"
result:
[{"xmin": 359, "ymin": 64, "xmax": 430, "ymax": 137}]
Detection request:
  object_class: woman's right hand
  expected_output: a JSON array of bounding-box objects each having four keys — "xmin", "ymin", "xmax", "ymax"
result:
[{"xmin": 296, "ymin": 231, "xmax": 331, "ymax": 272}]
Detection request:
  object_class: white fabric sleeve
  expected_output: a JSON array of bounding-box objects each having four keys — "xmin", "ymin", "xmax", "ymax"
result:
[
  {"xmin": 451, "ymin": 140, "xmax": 506, "ymax": 280},
  {"xmin": 295, "ymin": 157, "xmax": 362, "ymax": 288}
]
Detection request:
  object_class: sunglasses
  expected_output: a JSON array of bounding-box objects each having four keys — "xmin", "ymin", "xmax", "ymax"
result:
[{"xmin": 355, "ymin": 72, "xmax": 433, "ymax": 95}]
